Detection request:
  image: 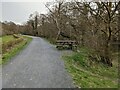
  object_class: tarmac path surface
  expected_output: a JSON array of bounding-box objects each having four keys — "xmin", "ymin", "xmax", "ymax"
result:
[{"xmin": 2, "ymin": 36, "xmax": 74, "ymax": 88}]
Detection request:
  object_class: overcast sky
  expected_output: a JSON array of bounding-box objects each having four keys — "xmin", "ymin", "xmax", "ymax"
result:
[
  {"xmin": 1, "ymin": 0, "xmax": 55, "ymax": 25},
  {"xmin": 1, "ymin": 0, "xmax": 118, "ymax": 25}
]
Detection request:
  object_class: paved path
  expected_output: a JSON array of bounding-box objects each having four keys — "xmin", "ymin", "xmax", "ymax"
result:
[{"xmin": 2, "ymin": 36, "xmax": 74, "ymax": 88}]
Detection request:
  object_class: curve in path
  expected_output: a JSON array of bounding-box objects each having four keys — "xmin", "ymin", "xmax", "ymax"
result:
[{"xmin": 2, "ymin": 36, "xmax": 74, "ymax": 88}]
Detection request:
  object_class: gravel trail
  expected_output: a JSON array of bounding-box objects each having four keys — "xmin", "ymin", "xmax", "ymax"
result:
[{"xmin": 2, "ymin": 36, "xmax": 74, "ymax": 88}]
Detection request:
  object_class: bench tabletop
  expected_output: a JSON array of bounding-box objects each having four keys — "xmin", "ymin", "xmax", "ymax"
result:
[{"xmin": 56, "ymin": 40, "xmax": 76, "ymax": 43}]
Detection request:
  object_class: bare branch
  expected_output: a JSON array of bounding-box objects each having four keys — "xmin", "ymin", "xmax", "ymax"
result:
[
  {"xmin": 111, "ymin": 1, "xmax": 120, "ymax": 17},
  {"xmin": 114, "ymin": 29, "xmax": 120, "ymax": 35},
  {"xmin": 101, "ymin": 2, "xmax": 111, "ymax": 21},
  {"xmin": 101, "ymin": 30, "xmax": 107, "ymax": 35}
]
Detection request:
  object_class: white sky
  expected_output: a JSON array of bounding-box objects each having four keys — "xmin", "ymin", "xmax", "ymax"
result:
[
  {"xmin": 1, "ymin": 0, "xmax": 119, "ymax": 25},
  {"xmin": 1, "ymin": 0, "xmax": 55, "ymax": 25}
]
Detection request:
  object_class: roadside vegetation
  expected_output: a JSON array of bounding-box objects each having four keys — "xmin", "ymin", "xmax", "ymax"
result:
[
  {"xmin": 0, "ymin": 1, "xmax": 119, "ymax": 88},
  {"xmin": 63, "ymin": 47, "xmax": 118, "ymax": 88},
  {"xmin": 0, "ymin": 35, "xmax": 32, "ymax": 64},
  {"xmin": 20, "ymin": 1, "xmax": 120, "ymax": 67}
]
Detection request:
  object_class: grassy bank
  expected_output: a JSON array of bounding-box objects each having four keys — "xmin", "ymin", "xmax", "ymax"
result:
[
  {"xmin": 43, "ymin": 37, "xmax": 56, "ymax": 45},
  {"xmin": 0, "ymin": 35, "xmax": 32, "ymax": 64},
  {"xmin": 63, "ymin": 47, "xmax": 118, "ymax": 88}
]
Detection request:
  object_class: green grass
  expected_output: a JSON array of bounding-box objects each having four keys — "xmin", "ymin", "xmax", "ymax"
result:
[
  {"xmin": 0, "ymin": 35, "xmax": 32, "ymax": 65},
  {"xmin": 44, "ymin": 37, "xmax": 56, "ymax": 45},
  {"xmin": 63, "ymin": 47, "xmax": 118, "ymax": 88},
  {"xmin": 0, "ymin": 38, "xmax": 1, "ymax": 52},
  {"xmin": 2, "ymin": 35, "xmax": 15, "ymax": 43}
]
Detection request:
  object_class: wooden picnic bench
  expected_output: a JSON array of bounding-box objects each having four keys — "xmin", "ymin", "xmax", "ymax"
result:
[{"xmin": 56, "ymin": 40, "xmax": 77, "ymax": 51}]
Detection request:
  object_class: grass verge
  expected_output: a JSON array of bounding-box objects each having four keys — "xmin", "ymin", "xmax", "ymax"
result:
[
  {"xmin": 43, "ymin": 37, "xmax": 56, "ymax": 45},
  {"xmin": 63, "ymin": 47, "xmax": 118, "ymax": 88},
  {"xmin": 0, "ymin": 35, "xmax": 32, "ymax": 65}
]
